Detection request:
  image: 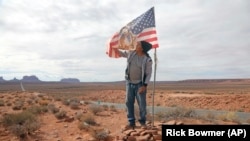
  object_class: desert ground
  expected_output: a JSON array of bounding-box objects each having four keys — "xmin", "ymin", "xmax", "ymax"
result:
[{"xmin": 0, "ymin": 79, "xmax": 250, "ymax": 141}]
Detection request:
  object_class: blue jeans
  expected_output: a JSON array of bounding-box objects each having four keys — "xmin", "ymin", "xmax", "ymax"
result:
[{"xmin": 125, "ymin": 81, "xmax": 147, "ymax": 125}]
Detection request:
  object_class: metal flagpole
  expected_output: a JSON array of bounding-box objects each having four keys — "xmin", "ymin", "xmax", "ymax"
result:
[
  {"xmin": 152, "ymin": 48, "xmax": 157, "ymax": 127},
  {"xmin": 151, "ymin": 6, "xmax": 158, "ymax": 127}
]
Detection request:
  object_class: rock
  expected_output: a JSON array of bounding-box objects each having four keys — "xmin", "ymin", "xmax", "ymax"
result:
[
  {"xmin": 130, "ymin": 132, "xmax": 139, "ymax": 136},
  {"xmin": 165, "ymin": 120, "xmax": 176, "ymax": 125},
  {"xmin": 145, "ymin": 130, "xmax": 158, "ymax": 135},
  {"xmin": 136, "ymin": 134, "xmax": 151, "ymax": 141},
  {"xmin": 176, "ymin": 121, "xmax": 184, "ymax": 125},
  {"xmin": 64, "ymin": 116, "xmax": 74, "ymax": 122},
  {"xmin": 123, "ymin": 129, "xmax": 136, "ymax": 135},
  {"xmin": 127, "ymin": 136, "xmax": 136, "ymax": 141},
  {"xmin": 153, "ymin": 134, "xmax": 162, "ymax": 140}
]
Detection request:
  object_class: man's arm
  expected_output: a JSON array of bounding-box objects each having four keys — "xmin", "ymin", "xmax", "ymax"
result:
[
  {"xmin": 144, "ymin": 57, "xmax": 153, "ymax": 85},
  {"xmin": 116, "ymin": 49, "xmax": 129, "ymax": 58}
]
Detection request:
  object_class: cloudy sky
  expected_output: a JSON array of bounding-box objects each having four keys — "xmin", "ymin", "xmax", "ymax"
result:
[{"xmin": 0, "ymin": 0, "xmax": 250, "ymax": 82}]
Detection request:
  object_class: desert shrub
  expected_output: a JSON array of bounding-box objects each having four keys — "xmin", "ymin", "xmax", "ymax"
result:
[
  {"xmin": 80, "ymin": 113, "xmax": 96, "ymax": 125},
  {"xmin": 12, "ymin": 105, "xmax": 22, "ymax": 110},
  {"xmin": 70, "ymin": 98, "xmax": 80, "ymax": 103},
  {"xmin": 204, "ymin": 112, "xmax": 216, "ymax": 120},
  {"xmin": 0, "ymin": 100, "xmax": 5, "ymax": 106},
  {"xmin": 1, "ymin": 111, "xmax": 40, "ymax": 138},
  {"xmin": 22, "ymin": 106, "xmax": 27, "ymax": 110},
  {"xmin": 70, "ymin": 101, "xmax": 80, "ymax": 109},
  {"xmin": 37, "ymin": 93, "xmax": 45, "ymax": 98},
  {"xmin": 155, "ymin": 111, "xmax": 166, "ymax": 121},
  {"xmin": 109, "ymin": 105, "xmax": 117, "ymax": 112},
  {"xmin": 217, "ymin": 112, "xmax": 239, "ymax": 122},
  {"xmin": 75, "ymin": 112, "xmax": 84, "ymax": 121},
  {"xmin": 12, "ymin": 100, "xmax": 24, "ymax": 110},
  {"xmin": 78, "ymin": 122, "xmax": 90, "ymax": 131},
  {"xmin": 89, "ymin": 104, "xmax": 103, "ymax": 115},
  {"xmin": 163, "ymin": 107, "xmax": 196, "ymax": 119},
  {"xmin": 83, "ymin": 101, "xmax": 91, "ymax": 105},
  {"xmin": 62, "ymin": 99, "xmax": 70, "ymax": 106},
  {"xmin": 38, "ymin": 100, "xmax": 49, "ymax": 106},
  {"xmin": 54, "ymin": 110, "xmax": 67, "ymax": 119},
  {"xmin": 246, "ymin": 118, "xmax": 250, "ymax": 124},
  {"xmin": 91, "ymin": 128, "xmax": 110, "ymax": 141},
  {"xmin": 6, "ymin": 102, "xmax": 12, "ymax": 106},
  {"xmin": 26, "ymin": 99, "xmax": 33, "ymax": 105},
  {"xmin": 54, "ymin": 96, "xmax": 62, "ymax": 101},
  {"xmin": 26, "ymin": 106, "xmax": 48, "ymax": 115},
  {"xmin": 47, "ymin": 104, "xmax": 59, "ymax": 114},
  {"xmin": 46, "ymin": 96, "xmax": 53, "ymax": 101},
  {"xmin": 102, "ymin": 105, "xmax": 109, "ymax": 111}
]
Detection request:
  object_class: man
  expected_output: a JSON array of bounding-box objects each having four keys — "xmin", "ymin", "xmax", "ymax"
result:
[{"xmin": 118, "ymin": 40, "xmax": 153, "ymax": 129}]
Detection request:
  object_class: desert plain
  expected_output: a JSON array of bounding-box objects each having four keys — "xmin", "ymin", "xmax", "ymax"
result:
[{"xmin": 0, "ymin": 79, "xmax": 250, "ymax": 141}]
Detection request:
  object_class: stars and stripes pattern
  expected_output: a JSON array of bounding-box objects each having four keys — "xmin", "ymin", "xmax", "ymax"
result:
[{"xmin": 106, "ymin": 7, "xmax": 159, "ymax": 58}]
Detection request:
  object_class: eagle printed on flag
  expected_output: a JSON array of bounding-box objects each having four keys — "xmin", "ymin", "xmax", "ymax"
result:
[{"xmin": 106, "ymin": 7, "xmax": 159, "ymax": 58}]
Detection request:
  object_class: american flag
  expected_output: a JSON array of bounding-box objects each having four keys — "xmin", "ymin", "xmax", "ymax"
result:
[{"xmin": 106, "ymin": 7, "xmax": 159, "ymax": 58}]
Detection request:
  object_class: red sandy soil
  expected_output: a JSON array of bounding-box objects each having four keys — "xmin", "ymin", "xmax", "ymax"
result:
[{"xmin": 0, "ymin": 89, "xmax": 249, "ymax": 141}]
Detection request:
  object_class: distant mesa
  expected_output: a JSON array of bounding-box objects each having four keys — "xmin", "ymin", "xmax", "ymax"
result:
[
  {"xmin": 60, "ymin": 78, "xmax": 80, "ymax": 83},
  {"xmin": 0, "ymin": 76, "xmax": 5, "ymax": 82},
  {"xmin": 22, "ymin": 75, "xmax": 41, "ymax": 82},
  {"xmin": 0, "ymin": 76, "xmax": 81, "ymax": 83},
  {"xmin": 0, "ymin": 75, "xmax": 40, "ymax": 82},
  {"xmin": 9, "ymin": 77, "xmax": 20, "ymax": 82}
]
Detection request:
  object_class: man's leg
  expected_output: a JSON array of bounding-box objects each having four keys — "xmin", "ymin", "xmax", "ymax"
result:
[
  {"xmin": 125, "ymin": 82, "xmax": 136, "ymax": 126},
  {"xmin": 136, "ymin": 85, "xmax": 147, "ymax": 125}
]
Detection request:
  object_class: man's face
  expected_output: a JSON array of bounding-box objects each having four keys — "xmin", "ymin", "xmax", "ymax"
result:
[{"xmin": 136, "ymin": 42, "xmax": 143, "ymax": 53}]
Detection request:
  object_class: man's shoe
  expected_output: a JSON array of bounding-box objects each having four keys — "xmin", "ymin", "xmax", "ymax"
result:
[{"xmin": 122, "ymin": 124, "xmax": 135, "ymax": 131}]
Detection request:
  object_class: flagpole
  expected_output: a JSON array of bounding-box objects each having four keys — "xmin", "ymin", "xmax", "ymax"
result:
[
  {"xmin": 152, "ymin": 47, "xmax": 157, "ymax": 127},
  {"xmin": 151, "ymin": 6, "xmax": 157, "ymax": 127}
]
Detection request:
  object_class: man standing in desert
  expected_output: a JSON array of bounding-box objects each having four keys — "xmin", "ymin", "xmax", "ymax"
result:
[{"xmin": 117, "ymin": 40, "xmax": 153, "ymax": 129}]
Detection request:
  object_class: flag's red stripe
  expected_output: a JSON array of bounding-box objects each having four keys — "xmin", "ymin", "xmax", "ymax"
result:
[
  {"xmin": 144, "ymin": 37, "xmax": 158, "ymax": 42},
  {"xmin": 108, "ymin": 43, "xmax": 112, "ymax": 57},
  {"xmin": 152, "ymin": 44, "xmax": 159, "ymax": 48},
  {"xmin": 137, "ymin": 30, "xmax": 157, "ymax": 38}
]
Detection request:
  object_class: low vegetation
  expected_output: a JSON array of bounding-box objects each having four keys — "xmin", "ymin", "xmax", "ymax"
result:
[{"xmin": 1, "ymin": 110, "xmax": 41, "ymax": 138}]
